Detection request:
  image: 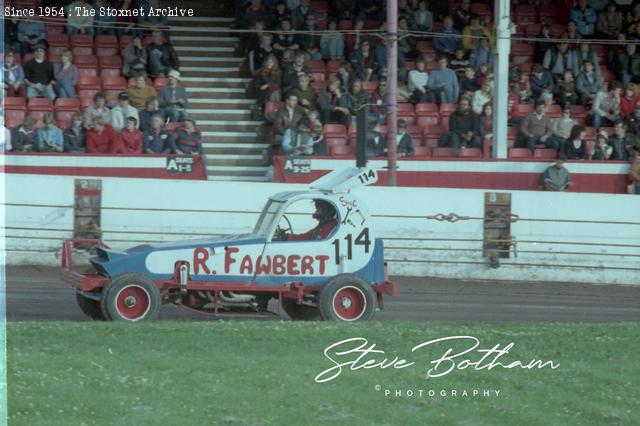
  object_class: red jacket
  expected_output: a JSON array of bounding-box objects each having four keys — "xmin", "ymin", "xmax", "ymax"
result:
[
  {"xmin": 287, "ymin": 220, "xmax": 337, "ymax": 241},
  {"xmin": 119, "ymin": 129, "xmax": 143, "ymax": 154},
  {"xmin": 87, "ymin": 125, "xmax": 120, "ymax": 154},
  {"xmin": 620, "ymin": 95, "xmax": 640, "ymax": 118}
]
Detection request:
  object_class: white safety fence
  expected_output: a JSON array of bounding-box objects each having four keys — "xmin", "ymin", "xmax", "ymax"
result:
[{"xmin": 3, "ymin": 174, "xmax": 639, "ymax": 285}]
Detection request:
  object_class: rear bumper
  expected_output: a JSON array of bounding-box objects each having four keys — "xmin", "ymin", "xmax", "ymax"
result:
[{"xmin": 60, "ymin": 239, "xmax": 110, "ymax": 292}]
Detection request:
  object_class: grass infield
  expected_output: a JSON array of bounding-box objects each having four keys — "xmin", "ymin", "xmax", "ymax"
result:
[{"xmin": 6, "ymin": 321, "xmax": 638, "ymax": 426}]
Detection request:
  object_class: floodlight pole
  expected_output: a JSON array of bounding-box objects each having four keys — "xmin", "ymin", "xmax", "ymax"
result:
[
  {"xmin": 386, "ymin": 0, "xmax": 398, "ymax": 186},
  {"xmin": 493, "ymin": 0, "xmax": 511, "ymax": 159}
]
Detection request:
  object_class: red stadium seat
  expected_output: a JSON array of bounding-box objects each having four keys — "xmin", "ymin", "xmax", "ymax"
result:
[
  {"xmin": 55, "ymin": 110, "xmax": 76, "ymax": 124},
  {"xmin": 47, "ymin": 34, "xmax": 68, "ymax": 47},
  {"xmin": 5, "ymin": 110, "xmax": 26, "ymax": 129},
  {"xmin": 413, "ymin": 146, "xmax": 431, "ymax": 157},
  {"xmin": 519, "ymin": 103, "xmax": 534, "ymax": 115},
  {"xmin": 102, "ymin": 76, "xmax": 127, "ymax": 91},
  {"xmin": 406, "ymin": 125, "xmax": 423, "ymax": 143},
  {"xmin": 422, "ymin": 124, "xmax": 446, "ymax": 138},
  {"xmin": 71, "ymin": 34, "xmax": 94, "ymax": 48},
  {"xmin": 511, "ymin": 43, "xmax": 534, "ymax": 56},
  {"xmin": 432, "ymin": 147, "xmax": 457, "ymax": 158},
  {"xmin": 27, "ymin": 97, "xmax": 54, "ymax": 112},
  {"xmin": 77, "ymin": 75, "xmax": 102, "ymax": 90},
  {"xmin": 397, "ymin": 103, "xmax": 415, "ymax": 117},
  {"xmin": 424, "ymin": 138, "xmax": 439, "ymax": 148},
  {"xmin": 470, "ymin": 3, "xmax": 491, "ymax": 15},
  {"xmin": 4, "ymin": 97, "xmax": 27, "ymax": 109},
  {"xmin": 326, "ymin": 60, "xmax": 340, "ymax": 74},
  {"xmin": 549, "ymin": 24, "xmax": 565, "ymax": 37},
  {"xmin": 78, "ymin": 68, "xmax": 98, "ymax": 79},
  {"xmin": 28, "ymin": 110, "xmax": 46, "ymax": 128},
  {"xmin": 325, "ymin": 137, "xmax": 348, "ymax": 149},
  {"xmin": 96, "ymin": 47, "xmax": 118, "ymax": 57},
  {"xmin": 95, "ymin": 35, "xmax": 118, "ymax": 48},
  {"xmin": 323, "ymin": 124, "xmax": 348, "ymax": 138},
  {"xmin": 398, "ymin": 115, "xmax": 415, "ymax": 125},
  {"xmin": 338, "ymin": 20, "xmax": 352, "ymax": 31},
  {"xmin": 72, "ymin": 46, "xmax": 93, "ymax": 56},
  {"xmin": 119, "ymin": 35, "xmax": 134, "ymax": 49},
  {"xmin": 310, "ymin": 72, "xmax": 326, "ymax": 82},
  {"xmin": 153, "ymin": 77, "xmax": 170, "ymax": 91},
  {"xmin": 416, "ymin": 41, "xmax": 435, "ymax": 54},
  {"xmin": 74, "ymin": 55, "xmax": 98, "ymax": 69},
  {"xmin": 311, "ymin": 81, "xmax": 325, "ymax": 94},
  {"xmin": 306, "ymin": 60, "xmax": 326, "ymax": 73},
  {"xmin": 508, "ymin": 148, "xmax": 532, "ymax": 159},
  {"xmin": 414, "ymin": 103, "xmax": 439, "ymax": 116},
  {"xmin": 99, "ymin": 68, "xmax": 121, "ymax": 79},
  {"xmin": 515, "ymin": 5, "xmax": 537, "ymax": 25},
  {"xmin": 79, "ymin": 90, "xmax": 100, "ymax": 107},
  {"xmin": 54, "ymin": 98, "xmax": 81, "ymax": 112},
  {"xmin": 534, "ymin": 148, "xmax": 557, "ymax": 159},
  {"xmin": 538, "ymin": 5, "xmax": 559, "ymax": 24},
  {"xmin": 526, "ymin": 24, "xmax": 542, "ymax": 37},
  {"xmin": 570, "ymin": 105, "xmax": 587, "ymax": 119},
  {"xmin": 439, "ymin": 103, "xmax": 458, "ymax": 116},
  {"xmin": 458, "ymin": 147, "xmax": 483, "ymax": 159},
  {"xmin": 416, "ymin": 116, "xmax": 440, "ymax": 127},
  {"xmin": 98, "ymin": 56, "xmax": 123, "ymax": 69},
  {"xmin": 330, "ymin": 145, "xmax": 353, "ymax": 156},
  {"xmin": 45, "ymin": 25, "xmax": 65, "ymax": 35}
]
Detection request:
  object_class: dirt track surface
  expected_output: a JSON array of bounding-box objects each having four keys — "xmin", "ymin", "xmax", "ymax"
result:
[{"xmin": 5, "ymin": 266, "xmax": 640, "ymax": 323}]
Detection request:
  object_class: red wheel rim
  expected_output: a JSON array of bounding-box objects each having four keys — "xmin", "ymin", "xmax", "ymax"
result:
[
  {"xmin": 332, "ymin": 286, "xmax": 366, "ymax": 321},
  {"xmin": 115, "ymin": 285, "xmax": 151, "ymax": 320}
]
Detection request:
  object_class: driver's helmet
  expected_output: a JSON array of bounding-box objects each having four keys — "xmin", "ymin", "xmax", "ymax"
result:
[{"xmin": 312, "ymin": 199, "xmax": 337, "ymax": 223}]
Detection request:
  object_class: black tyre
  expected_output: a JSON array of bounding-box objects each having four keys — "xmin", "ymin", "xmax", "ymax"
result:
[
  {"xmin": 75, "ymin": 292, "xmax": 107, "ymax": 321},
  {"xmin": 319, "ymin": 274, "xmax": 376, "ymax": 322},
  {"xmin": 101, "ymin": 273, "xmax": 161, "ymax": 322},
  {"xmin": 282, "ymin": 298, "xmax": 321, "ymax": 321}
]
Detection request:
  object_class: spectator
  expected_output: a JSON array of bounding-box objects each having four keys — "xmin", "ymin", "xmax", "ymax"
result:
[
  {"xmin": 299, "ymin": 14, "xmax": 322, "ymax": 61},
  {"xmin": 292, "ymin": 74, "xmax": 318, "ymax": 112},
  {"xmin": 508, "ymin": 83, "xmax": 524, "ymax": 127},
  {"xmin": 119, "ymin": 116, "xmax": 144, "ymax": 154},
  {"xmin": 460, "ymin": 66, "xmax": 481, "ymax": 93},
  {"xmin": 53, "ymin": 49, "xmax": 78, "ymax": 99},
  {"xmin": 591, "ymin": 81, "xmax": 622, "ymax": 128},
  {"xmin": 345, "ymin": 17, "xmax": 368, "ymax": 56},
  {"xmin": 159, "ymin": 70, "xmax": 189, "ymax": 123},
  {"xmin": 348, "ymin": 79, "xmax": 370, "ymax": 117},
  {"xmin": 433, "ymin": 16, "xmax": 462, "ymax": 57},
  {"xmin": 138, "ymin": 97, "xmax": 164, "ymax": 133},
  {"xmin": 17, "ymin": 17, "xmax": 45, "ymax": 56},
  {"xmin": 111, "ymin": 92, "xmax": 140, "ymax": 133},
  {"xmin": 609, "ymin": 121, "xmax": 639, "ymax": 160},
  {"xmin": 556, "ymin": 70, "xmax": 579, "ymax": 106},
  {"xmin": 597, "ymin": 2, "xmax": 624, "ymax": 39},
  {"xmin": 256, "ymin": 54, "xmax": 282, "ymax": 112},
  {"xmin": 282, "ymin": 116, "xmax": 323, "ymax": 155},
  {"xmin": 398, "ymin": 18, "xmax": 418, "ymax": 61},
  {"xmin": 143, "ymin": 114, "xmax": 178, "ymax": 154},
  {"xmin": 520, "ymin": 100, "xmax": 553, "ymax": 152},
  {"xmin": 397, "ymin": 0, "xmax": 416, "ymax": 30},
  {"xmin": 414, "ymin": 0, "xmax": 434, "ymax": 32},
  {"xmin": 563, "ymin": 125, "xmax": 588, "ymax": 160},
  {"xmin": 23, "ymin": 45, "xmax": 55, "ymax": 100},
  {"xmin": 469, "ymin": 39, "xmax": 493, "ymax": 72},
  {"xmin": 273, "ymin": 19, "xmax": 300, "ymax": 61},
  {"xmin": 543, "ymin": 43, "xmax": 578, "ymax": 82},
  {"xmin": 440, "ymin": 97, "xmax": 482, "ymax": 150},
  {"xmin": 366, "ymin": 120, "xmax": 386, "ymax": 157},
  {"xmin": 3, "ymin": 50, "xmax": 26, "ymax": 97},
  {"xmin": 395, "ymin": 119, "xmax": 415, "ymax": 157},
  {"xmin": 529, "ymin": 63, "xmax": 555, "ymax": 104},
  {"xmin": 450, "ymin": 48, "xmax": 471, "ymax": 75},
  {"xmin": 624, "ymin": 102, "xmax": 640, "ymax": 135},
  {"xmin": 547, "ymin": 105, "xmax": 577, "ymax": 151},
  {"xmin": 611, "ymin": 44, "xmax": 640, "ymax": 85},
  {"xmin": 87, "ymin": 117, "xmax": 120, "ymax": 153},
  {"xmin": 174, "ymin": 118, "xmax": 203, "ymax": 154},
  {"xmin": 572, "ymin": 43, "xmax": 600, "ymax": 76},
  {"xmin": 66, "ymin": 0, "xmax": 95, "ymax": 37},
  {"xmin": 63, "ymin": 112, "xmax": 87, "ymax": 153},
  {"xmin": 542, "ymin": 154, "xmax": 571, "ymax": 191},
  {"xmin": 427, "ymin": 56, "xmax": 459, "ymax": 104},
  {"xmin": 268, "ymin": 1, "xmax": 291, "ymax": 30},
  {"xmin": 10, "ymin": 115, "xmax": 38, "ymax": 152},
  {"xmin": 337, "ymin": 60, "xmax": 353, "ymax": 91},
  {"xmin": 453, "ymin": 0, "xmax": 472, "ymax": 31},
  {"xmin": 351, "ymin": 40, "xmax": 379, "ymax": 81},
  {"xmin": 282, "ymin": 51, "xmax": 310, "ymax": 93},
  {"xmin": 576, "ymin": 61, "xmax": 603, "ymax": 105},
  {"xmin": 534, "ymin": 24, "xmax": 554, "ymax": 64},
  {"xmin": 128, "ymin": 74, "xmax": 158, "ymax": 110},
  {"xmin": 408, "ymin": 57, "xmax": 430, "ymax": 103},
  {"xmin": 355, "ymin": 0, "xmax": 384, "ymax": 21},
  {"xmin": 146, "ymin": 30, "xmax": 180, "ymax": 77},
  {"xmin": 320, "ymin": 19, "xmax": 345, "ymax": 60},
  {"xmin": 628, "ymin": 145, "xmax": 640, "ymax": 194},
  {"xmin": 563, "ymin": 21, "xmax": 583, "ymax": 46},
  {"xmin": 84, "ymin": 92, "xmax": 112, "ymax": 128},
  {"xmin": 370, "ymin": 80, "xmax": 388, "ymax": 123},
  {"xmin": 36, "ymin": 112, "xmax": 63, "ymax": 153},
  {"xmin": 122, "ymin": 35, "xmax": 148, "ymax": 78},
  {"xmin": 480, "ymin": 102, "xmax": 493, "ymax": 139},
  {"xmin": 273, "ymin": 92, "xmax": 305, "ymax": 138},
  {"xmin": 570, "ymin": 0, "xmax": 598, "ymax": 37},
  {"xmin": 243, "ymin": 20, "xmax": 265, "ymax": 57},
  {"xmin": 472, "ymin": 82, "xmax": 492, "ymax": 115},
  {"xmin": 243, "ymin": 0, "xmax": 266, "ymax": 29},
  {"xmin": 462, "ymin": 15, "xmax": 491, "ymax": 51},
  {"xmin": 250, "ymin": 33, "xmax": 275, "ymax": 75},
  {"xmin": 139, "ymin": 0, "xmax": 169, "ymax": 35},
  {"xmin": 590, "ymin": 132, "xmax": 613, "ymax": 159},
  {"xmin": 292, "ymin": 0, "xmax": 316, "ymax": 30},
  {"xmin": 514, "ymin": 71, "xmax": 533, "ymax": 103},
  {"xmin": 319, "ymin": 76, "xmax": 351, "ymax": 128},
  {"xmin": 477, "ymin": 63, "xmax": 493, "ymax": 88},
  {"xmin": 620, "ymin": 85, "xmax": 640, "ymax": 118}
]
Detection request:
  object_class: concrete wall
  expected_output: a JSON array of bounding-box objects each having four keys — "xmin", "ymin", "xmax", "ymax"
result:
[{"xmin": 3, "ymin": 174, "xmax": 639, "ymax": 285}]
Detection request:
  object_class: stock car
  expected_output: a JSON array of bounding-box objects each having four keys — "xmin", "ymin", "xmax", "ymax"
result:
[{"xmin": 61, "ymin": 168, "xmax": 398, "ymax": 322}]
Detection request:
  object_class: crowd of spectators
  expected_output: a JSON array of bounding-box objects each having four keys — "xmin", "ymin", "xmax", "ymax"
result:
[{"xmin": 2, "ymin": 1, "xmax": 203, "ymax": 155}]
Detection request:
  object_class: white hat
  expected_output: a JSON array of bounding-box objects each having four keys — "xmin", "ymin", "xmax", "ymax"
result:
[{"xmin": 168, "ymin": 69, "xmax": 181, "ymax": 81}]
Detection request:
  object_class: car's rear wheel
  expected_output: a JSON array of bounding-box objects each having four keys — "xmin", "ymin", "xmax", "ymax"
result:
[
  {"xmin": 75, "ymin": 292, "xmax": 107, "ymax": 321},
  {"xmin": 282, "ymin": 299, "xmax": 321, "ymax": 321},
  {"xmin": 101, "ymin": 273, "xmax": 160, "ymax": 322},
  {"xmin": 319, "ymin": 274, "xmax": 376, "ymax": 322}
]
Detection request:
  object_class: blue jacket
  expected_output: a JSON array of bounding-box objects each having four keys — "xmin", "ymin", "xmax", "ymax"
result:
[
  {"xmin": 3, "ymin": 63, "xmax": 25, "ymax": 86},
  {"xmin": 143, "ymin": 128, "xmax": 177, "ymax": 153},
  {"xmin": 432, "ymin": 28, "xmax": 461, "ymax": 54},
  {"xmin": 469, "ymin": 46, "xmax": 494, "ymax": 70},
  {"xmin": 428, "ymin": 69, "xmax": 460, "ymax": 100},
  {"xmin": 569, "ymin": 6, "xmax": 597, "ymax": 36},
  {"xmin": 158, "ymin": 84, "xmax": 189, "ymax": 109},
  {"xmin": 36, "ymin": 126, "xmax": 63, "ymax": 152},
  {"xmin": 529, "ymin": 70, "xmax": 555, "ymax": 97}
]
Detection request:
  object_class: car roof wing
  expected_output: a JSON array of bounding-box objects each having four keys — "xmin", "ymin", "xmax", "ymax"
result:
[{"xmin": 309, "ymin": 167, "xmax": 378, "ymax": 193}]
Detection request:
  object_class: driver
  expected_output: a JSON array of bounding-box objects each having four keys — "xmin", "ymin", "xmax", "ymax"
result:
[{"xmin": 279, "ymin": 199, "xmax": 338, "ymax": 241}]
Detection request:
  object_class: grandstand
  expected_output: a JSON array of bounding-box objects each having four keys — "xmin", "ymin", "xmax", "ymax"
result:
[{"xmin": 2, "ymin": 0, "xmax": 639, "ymax": 191}]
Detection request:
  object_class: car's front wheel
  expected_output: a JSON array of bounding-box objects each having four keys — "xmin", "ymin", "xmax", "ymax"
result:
[
  {"xmin": 319, "ymin": 274, "xmax": 376, "ymax": 322},
  {"xmin": 101, "ymin": 273, "xmax": 161, "ymax": 322}
]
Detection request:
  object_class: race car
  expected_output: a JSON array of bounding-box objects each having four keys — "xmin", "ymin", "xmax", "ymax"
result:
[{"xmin": 61, "ymin": 167, "xmax": 398, "ymax": 322}]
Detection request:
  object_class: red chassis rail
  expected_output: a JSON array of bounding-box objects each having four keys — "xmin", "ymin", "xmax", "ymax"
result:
[{"xmin": 60, "ymin": 239, "xmax": 399, "ymax": 312}]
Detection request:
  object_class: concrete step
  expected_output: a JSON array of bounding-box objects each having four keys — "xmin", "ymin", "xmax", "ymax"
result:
[
  {"xmin": 189, "ymin": 98, "xmax": 255, "ymax": 107},
  {"xmin": 170, "ymin": 17, "xmax": 233, "ymax": 26},
  {"xmin": 181, "ymin": 66, "xmax": 241, "ymax": 74},
  {"xmin": 182, "ymin": 77, "xmax": 251, "ymax": 89},
  {"xmin": 189, "ymin": 109, "xmax": 252, "ymax": 120},
  {"xmin": 206, "ymin": 165, "xmax": 270, "ymax": 178},
  {"xmin": 175, "ymin": 46, "xmax": 237, "ymax": 56},
  {"xmin": 206, "ymin": 154, "xmax": 264, "ymax": 167},
  {"xmin": 207, "ymin": 174, "xmax": 271, "ymax": 182},
  {"xmin": 188, "ymin": 88, "xmax": 249, "ymax": 99},
  {"xmin": 202, "ymin": 131, "xmax": 257, "ymax": 143},
  {"xmin": 181, "ymin": 57, "xmax": 244, "ymax": 68},
  {"xmin": 171, "ymin": 35, "xmax": 238, "ymax": 48}
]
